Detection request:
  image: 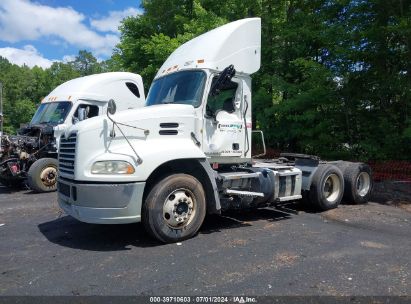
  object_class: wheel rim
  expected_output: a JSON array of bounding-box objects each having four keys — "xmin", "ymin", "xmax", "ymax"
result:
[
  {"xmin": 163, "ymin": 188, "xmax": 196, "ymax": 229},
  {"xmin": 323, "ymin": 173, "xmax": 341, "ymax": 202},
  {"xmin": 40, "ymin": 166, "xmax": 57, "ymax": 188},
  {"xmin": 356, "ymin": 172, "xmax": 371, "ymax": 197}
]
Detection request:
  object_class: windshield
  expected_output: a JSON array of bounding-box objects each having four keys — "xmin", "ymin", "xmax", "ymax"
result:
[
  {"xmin": 30, "ymin": 101, "xmax": 72, "ymax": 125},
  {"xmin": 146, "ymin": 70, "xmax": 206, "ymax": 107}
]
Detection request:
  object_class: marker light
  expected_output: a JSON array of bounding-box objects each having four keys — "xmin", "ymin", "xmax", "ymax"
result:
[{"xmin": 91, "ymin": 161, "xmax": 135, "ymax": 175}]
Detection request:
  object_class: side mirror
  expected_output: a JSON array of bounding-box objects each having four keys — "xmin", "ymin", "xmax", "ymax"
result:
[
  {"xmin": 107, "ymin": 99, "xmax": 117, "ymax": 115},
  {"xmin": 209, "ymin": 65, "xmax": 236, "ymax": 97},
  {"xmin": 77, "ymin": 107, "xmax": 87, "ymax": 121}
]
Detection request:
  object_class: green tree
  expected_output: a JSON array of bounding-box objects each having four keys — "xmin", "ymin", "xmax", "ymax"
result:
[
  {"xmin": 71, "ymin": 50, "xmax": 101, "ymax": 76},
  {"xmin": 46, "ymin": 62, "xmax": 81, "ymax": 90}
]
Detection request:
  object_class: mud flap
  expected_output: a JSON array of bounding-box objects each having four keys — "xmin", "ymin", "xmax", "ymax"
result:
[{"xmin": 199, "ymin": 159, "xmax": 221, "ymax": 214}]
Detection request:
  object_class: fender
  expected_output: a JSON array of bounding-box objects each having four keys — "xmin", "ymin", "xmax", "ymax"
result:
[{"xmin": 143, "ymin": 158, "xmax": 222, "ymax": 214}]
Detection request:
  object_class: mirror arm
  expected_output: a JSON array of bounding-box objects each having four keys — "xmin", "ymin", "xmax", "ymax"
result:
[
  {"xmin": 105, "ymin": 99, "xmax": 148, "ymax": 165},
  {"xmin": 107, "ymin": 111, "xmax": 144, "ymax": 165}
]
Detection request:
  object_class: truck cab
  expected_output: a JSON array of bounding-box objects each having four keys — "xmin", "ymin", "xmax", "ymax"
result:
[
  {"xmin": 0, "ymin": 72, "xmax": 145, "ymax": 192},
  {"xmin": 38, "ymin": 72, "xmax": 145, "ymax": 149},
  {"xmin": 57, "ymin": 18, "xmax": 373, "ymax": 243}
]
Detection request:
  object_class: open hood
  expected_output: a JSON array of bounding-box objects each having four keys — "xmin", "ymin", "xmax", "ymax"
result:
[{"xmin": 155, "ymin": 18, "xmax": 261, "ymax": 79}]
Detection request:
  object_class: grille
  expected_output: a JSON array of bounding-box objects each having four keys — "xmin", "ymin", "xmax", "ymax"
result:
[{"xmin": 58, "ymin": 133, "xmax": 77, "ymax": 178}]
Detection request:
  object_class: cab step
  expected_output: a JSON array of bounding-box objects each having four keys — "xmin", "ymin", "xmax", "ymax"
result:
[
  {"xmin": 225, "ymin": 189, "xmax": 264, "ymax": 197},
  {"xmin": 219, "ymin": 172, "xmax": 261, "ymax": 180},
  {"xmin": 219, "ymin": 172, "xmax": 262, "ymax": 190}
]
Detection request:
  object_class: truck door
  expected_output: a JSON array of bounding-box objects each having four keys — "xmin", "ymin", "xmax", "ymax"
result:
[{"xmin": 202, "ymin": 77, "xmax": 245, "ymax": 160}]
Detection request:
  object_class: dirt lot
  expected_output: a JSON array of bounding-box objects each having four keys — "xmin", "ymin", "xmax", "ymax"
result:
[{"xmin": 0, "ymin": 182, "xmax": 410, "ymax": 296}]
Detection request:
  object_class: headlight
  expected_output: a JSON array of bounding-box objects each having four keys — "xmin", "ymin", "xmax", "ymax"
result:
[{"xmin": 91, "ymin": 161, "xmax": 135, "ymax": 174}]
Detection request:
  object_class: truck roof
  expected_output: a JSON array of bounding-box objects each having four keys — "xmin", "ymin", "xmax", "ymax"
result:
[
  {"xmin": 155, "ymin": 18, "xmax": 261, "ymax": 79},
  {"xmin": 42, "ymin": 72, "xmax": 145, "ymax": 104}
]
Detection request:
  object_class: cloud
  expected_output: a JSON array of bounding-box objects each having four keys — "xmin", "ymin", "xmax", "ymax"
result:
[
  {"xmin": 0, "ymin": 45, "xmax": 56, "ymax": 68},
  {"xmin": 91, "ymin": 7, "xmax": 142, "ymax": 33},
  {"xmin": 62, "ymin": 54, "xmax": 76, "ymax": 63},
  {"xmin": 0, "ymin": 0, "xmax": 138, "ymax": 57}
]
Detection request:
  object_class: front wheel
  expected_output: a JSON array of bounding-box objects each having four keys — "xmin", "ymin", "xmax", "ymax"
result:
[
  {"xmin": 27, "ymin": 158, "xmax": 58, "ymax": 192},
  {"xmin": 142, "ymin": 174, "xmax": 206, "ymax": 243}
]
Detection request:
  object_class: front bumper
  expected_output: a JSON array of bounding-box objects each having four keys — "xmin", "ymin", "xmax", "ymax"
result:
[{"xmin": 57, "ymin": 178, "xmax": 145, "ymax": 224}]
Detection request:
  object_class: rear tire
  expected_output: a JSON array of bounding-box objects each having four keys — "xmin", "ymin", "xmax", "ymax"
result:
[
  {"xmin": 340, "ymin": 162, "xmax": 373, "ymax": 204},
  {"xmin": 27, "ymin": 158, "xmax": 58, "ymax": 192},
  {"xmin": 142, "ymin": 174, "xmax": 206, "ymax": 243},
  {"xmin": 309, "ymin": 164, "xmax": 344, "ymax": 211}
]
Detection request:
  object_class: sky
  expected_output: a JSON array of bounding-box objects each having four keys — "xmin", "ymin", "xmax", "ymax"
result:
[{"xmin": 0, "ymin": 0, "xmax": 142, "ymax": 68}]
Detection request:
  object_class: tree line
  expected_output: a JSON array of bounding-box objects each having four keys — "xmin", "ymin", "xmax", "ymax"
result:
[{"xmin": 1, "ymin": 0, "xmax": 410, "ymax": 161}]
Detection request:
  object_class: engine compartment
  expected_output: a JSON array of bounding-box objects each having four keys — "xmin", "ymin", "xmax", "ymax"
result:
[{"xmin": 0, "ymin": 124, "xmax": 57, "ymax": 184}]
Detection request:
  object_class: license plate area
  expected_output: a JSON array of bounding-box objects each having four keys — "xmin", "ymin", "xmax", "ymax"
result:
[{"xmin": 58, "ymin": 181, "xmax": 71, "ymax": 198}]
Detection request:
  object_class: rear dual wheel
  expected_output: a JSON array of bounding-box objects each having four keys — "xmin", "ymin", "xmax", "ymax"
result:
[
  {"xmin": 336, "ymin": 162, "xmax": 373, "ymax": 204},
  {"xmin": 142, "ymin": 174, "xmax": 206, "ymax": 243},
  {"xmin": 309, "ymin": 164, "xmax": 344, "ymax": 211}
]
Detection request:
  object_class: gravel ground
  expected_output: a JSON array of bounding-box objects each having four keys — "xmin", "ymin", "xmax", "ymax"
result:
[{"xmin": 0, "ymin": 182, "xmax": 410, "ymax": 296}]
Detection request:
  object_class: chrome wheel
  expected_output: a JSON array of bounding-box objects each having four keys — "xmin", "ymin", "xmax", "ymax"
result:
[
  {"xmin": 163, "ymin": 188, "xmax": 196, "ymax": 229},
  {"xmin": 356, "ymin": 172, "xmax": 371, "ymax": 197},
  {"xmin": 323, "ymin": 173, "xmax": 341, "ymax": 202}
]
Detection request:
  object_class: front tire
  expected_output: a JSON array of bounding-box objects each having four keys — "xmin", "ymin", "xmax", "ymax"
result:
[
  {"xmin": 27, "ymin": 158, "xmax": 58, "ymax": 192},
  {"xmin": 142, "ymin": 174, "xmax": 206, "ymax": 243},
  {"xmin": 309, "ymin": 164, "xmax": 344, "ymax": 211}
]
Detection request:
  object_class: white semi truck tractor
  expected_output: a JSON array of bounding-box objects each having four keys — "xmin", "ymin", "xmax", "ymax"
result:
[
  {"xmin": 57, "ymin": 18, "xmax": 373, "ymax": 243},
  {"xmin": 0, "ymin": 72, "xmax": 144, "ymax": 192}
]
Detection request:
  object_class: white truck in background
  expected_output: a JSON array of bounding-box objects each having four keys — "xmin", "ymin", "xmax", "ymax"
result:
[
  {"xmin": 0, "ymin": 72, "xmax": 145, "ymax": 192},
  {"xmin": 57, "ymin": 18, "xmax": 373, "ymax": 243}
]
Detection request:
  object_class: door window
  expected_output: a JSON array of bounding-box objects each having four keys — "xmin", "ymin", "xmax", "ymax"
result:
[
  {"xmin": 206, "ymin": 79, "xmax": 238, "ymax": 117},
  {"xmin": 73, "ymin": 104, "xmax": 99, "ymax": 123},
  {"xmin": 126, "ymin": 82, "xmax": 141, "ymax": 98}
]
